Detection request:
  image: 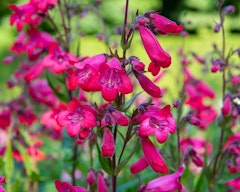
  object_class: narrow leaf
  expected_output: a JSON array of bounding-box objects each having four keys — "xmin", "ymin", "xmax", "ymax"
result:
[{"xmin": 120, "ymin": 92, "xmax": 142, "ymax": 111}]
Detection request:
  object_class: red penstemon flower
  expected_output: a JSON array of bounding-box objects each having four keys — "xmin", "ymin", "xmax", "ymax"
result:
[
  {"xmin": 138, "ymin": 105, "xmax": 176, "ymax": 144},
  {"xmin": 101, "ymin": 128, "xmax": 115, "ymax": 158},
  {"xmin": 141, "ymin": 137, "xmax": 168, "ymax": 173},
  {"xmin": 57, "ymin": 98, "xmax": 96, "ymax": 137},
  {"xmin": 55, "ymin": 180, "xmax": 88, "ymax": 192},
  {"xmin": 88, "ymin": 57, "xmax": 133, "ymax": 102},
  {"xmin": 144, "ymin": 166, "xmax": 186, "ymax": 192},
  {"xmin": 138, "ymin": 25, "xmax": 171, "ymax": 76},
  {"xmin": 149, "ymin": 13, "xmax": 184, "ymax": 35}
]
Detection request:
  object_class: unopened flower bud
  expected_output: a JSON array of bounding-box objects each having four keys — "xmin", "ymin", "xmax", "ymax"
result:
[
  {"xmin": 214, "ymin": 23, "xmax": 221, "ymax": 33},
  {"xmin": 221, "ymin": 97, "xmax": 232, "ymax": 116},
  {"xmin": 86, "ymin": 169, "xmax": 96, "ymax": 185},
  {"xmin": 224, "ymin": 5, "xmax": 235, "ymax": 15},
  {"xmin": 130, "ymin": 157, "xmax": 149, "ymax": 174},
  {"xmin": 185, "ymin": 115, "xmax": 201, "ymax": 126},
  {"xmin": 101, "ymin": 129, "xmax": 115, "ymax": 158},
  {"xmin": 97, "ymin": 172, "xmax": 108, "ymax": 192}
]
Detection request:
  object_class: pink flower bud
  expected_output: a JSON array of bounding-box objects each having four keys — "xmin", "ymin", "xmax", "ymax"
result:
[
  {"xmin": 221, "ymin": 97, "xmax": 232, "ymax": 116},
  {"xmin": 214, "ymin": 23, "xmax": 221, "ymax": 33},
  {"xmin": 130, "ymin": 157, "xmax": 149, "ymax": 174},
  {"xmin": 185, "ymin": 115, "xmax": 202, "ymax": 126},
  {"xmin": 86, "ymin": 169, "xmax": 96, "ymax": 185},
  {"xmin": 0, "ymin": 176, "xmax": 5, "ymax": 184},
  {"xmin": 97, "ymin": 172, "xmax": 108, "ymax": 192},
  {"xmin": 135, "ymin": 72, "xmax": 162, "ymax": 98},
  {"xmin": 101, "ymin": 129, "xmax": 115, "ymax": 158}
]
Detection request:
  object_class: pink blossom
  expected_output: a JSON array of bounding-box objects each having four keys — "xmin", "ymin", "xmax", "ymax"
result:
[
  {"xmin": 30, "ymin": 0, "xmax": 57, "ymax": 12},
  {"xmin": 88, "ymin": 57, "xmax": 133, "ymax": 102},
  {"xmin": 57, "ymin": 98, "xmax": 96, "ymax": 137},
  {"xmin": 138, "ymin": 105, "xmax": 176, "ymax": 144},
  {"xmin": 101, "ymin": 129, "xmax": 115, "ymax": 158},
  {"xmin": 28, "ymin": 79, "xmax": 59, "ymax": 107},
  {"xmin": 18, "ymin": 108, "xmax": 37, "ymax": 126},
  {"xmin": 141, "ymin": 137, "xmax": 168, "ymax": 173},
  {"xmin": 0, "ymin": 110, "xmax": 11, "ymax": 130},
  {"xmin": 0, "ymin": 176, "xmax": 5, "ymax": 192},
  {"xmin": 225, "ymin": 177, "xmax": 240, "ymax": 190},
  {"xmin": 42, "ymin": 43, "xmax": 78, "ymax": 74},
  {"xmin": 101, "ymin": 105, "xmax": 129, "ymax": 126},
  {"xmin": 8, "ymin": 3, "xmax": 42, "ymax": 31},
  {"xmin": 55, "ymin": 180, "xmax": 88, "ymax": 192},
  {"xmin": 150, "ymin": 13, "xmax": 184, "ymax": 35},
  {"xmin": 97, "ymin": 172, "xmax": 108, "ymax": 192},
  {"xmin": 221, "ymin": 96, "xmax": 232, "ymax": 116},
  {"xmin": 138, "ymin": 26, "xmax": 171, "ymax": 76},
  {"xmin": 40, "ymin": 109, "xmax": 62, "ymax": 131},
  {"xmin": 144, "ymin": 166, "xmax": 186, "ymax": 192},
  {"xmin": 24, "ymin": 62, "xmax": 45, "ymax": 82},
  {"xmin": 86, "ymin": 169, "xmax": 96, "ymax": 185},
  {"xmin": 134, "ymin": 72, "xmax": 162, "ymax": 98},
  {"xmin": 130, "ymin": 157, "xmax": 149, "ymax": 174}
]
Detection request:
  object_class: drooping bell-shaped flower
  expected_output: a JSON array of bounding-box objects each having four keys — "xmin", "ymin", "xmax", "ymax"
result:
[
  {"xmin": 144, "ymin": 166, "xmax": 186, "ymax": 192},
  {"xmin": 130, "ymin": 157, "xmax": 149, "ymax": 174},
  {"xmin": 141, "ymin": 137, "xmax": 168, "ymax": 173},
  {"xmin": 138, "ymin": 26, "xmax": 171, "ymax": 76}
]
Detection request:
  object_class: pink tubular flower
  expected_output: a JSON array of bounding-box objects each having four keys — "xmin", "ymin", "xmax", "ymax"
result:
[
  {"xmin": 18, "ymin": 108, "xmax": 37, "ymax": 126},
  {"xmin": 0, "ymin": 110, "xmax": 11, "ymax": 130},
  {"xmin": 55, "ymin": 180, "xmax": 88, "ymax": 192},
  {"xmin": 86, "ymin": 169, "xmax": 96, "ymax": 185},
  {"xmin": 30, "ymin": 0, "xmax": 57, "ymax": 12},
  {"xmin": 225, "ymin": 177, "xmax": 240, "ymax": 190},
  {"xmin": 97, "ymin": 172, "xmax": 108, "ymax": 192},
  {"xmin": 24, "ymin": 62, "xmax": 45, "ymax": 82},
  {"xmin": 28, "ymin": 79, "xmax": 59, "ymax": 107},
  {"xmin": 0, "ymin": 176, "xmax": 6, "ymax": 192},
  {"xmin": 42, "ymin": 43, "xmax": 78, "ymax": 74},
  {"xmin": 138, "ymin": 105, "xmax": 176, "ymax": 144},
  {"xmin": 88, "ymin": 57, "xmax": 133, "ymax": 102},
  {"xmin": 101, "ymin": 129, "xmax": 115, "ymax": 158},
  {"xmin": 134, "ymin": 72, "xmax": 162, "ymax": 98},
  {"xmin": 138, "ymin": 26, "xmax": 171, "ymax": 76},
  {"xmin": 141, "ymin": 137, "xmax": 168, "ymax": 173},
  {"xmin": 57, "ymin": 98, "xmax": 96, "ymax": 137},
  {"xmin": 130, "ymin": 157, "xmax": 149, "ymax": 174},
  {"xmin": 221, "ymin": 96, "xmax": 232, "ymax": 116},
  {"xmin": 144, "ymin": 166, "xmax": 186, "ymax": 192},
  {"xmin": 150, "ymin": 13, "xmax": 184, "ymax": 35},
  {"xmin": 8, "ymin": 3, "xmax": 42, "ymax": 31}
]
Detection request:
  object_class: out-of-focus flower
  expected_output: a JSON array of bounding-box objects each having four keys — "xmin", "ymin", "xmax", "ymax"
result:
[
  {"xmin": 221, "ymin": 96, "xmax": 232, "ymax": 116},
  {"xmin": 0, "ymin": 110, "xmax": 11, "ymax": 130},
  {"xmin": 144, "ymin": 166, "xmax": 186, "ymax": 192},
  {"xmin": 223, "ymin": 5, "xmax": 235, "ymax": 15},
  {"xmin": 55, "ymin": 180, "xmax": 88, "ymax": 192},
  {"xmin": 97, "ymin": 172, "xmax": 108, "ymax": 192},
  {"xmin": 86, "ymin": 169, "xmax": 96, "ymax": 185},
  {"xmin": 57, "ymin": 98, "xmax": 96, "ymax": 137},
  {"xmin": 130, "ymin": 157, "xmax": 149, "ymax": 174},
  {"xmin": 225, "ymin": 177, "xmax": 240, "ymax": 190}
]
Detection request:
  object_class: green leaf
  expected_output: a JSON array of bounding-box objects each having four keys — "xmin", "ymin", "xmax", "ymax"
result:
[
  {"xmin": 115, "ymin": 139, "xmax": 139, "ymax": 174},
  {"xmin": 96, "ymin": 142, "xmax": 111, "ymax": 174},
  {"xmin": 46, "ymin": 72, "xmax": 68, "ymax": 102},
  {"xmin": 120, "ymin": 92, "xmax": 142, "ymax": 111}
]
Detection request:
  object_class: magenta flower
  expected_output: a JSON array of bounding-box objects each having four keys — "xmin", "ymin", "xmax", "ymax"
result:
[
  {"xmin": 24, "ymin": 62, "xmax": 45, "ymax": 82},
  {"xmin": 141, "ymin": 137, "xmax": 168, "ymax": 173},
  {"xmin": 88, "ymin": 57, "xmax": 133, "ymax": 102},
  {"xmin": 8, "ymin": 3, "xmax": 42, "ymax": 31},
  {"xmin": 42, "ymin": 43, "xmax": 78, "ymax": 74},
  {"xmin": 97, "ymin": 172, "xmax": 108, "ymax": 192},
  {"xmin": 138, "ymin": 26, "xmax": 171, "ymax": 76},
  {"xmin": 86, "ymin": 169, "xmax": 96, "ymax": 185},
  {"xmin": 101, "ymin": 105, "xmax": 129, "ymax": 127},
  {"xmin": 55, "ymin": 180, "xmax": 88, "ymax": 192},
  {"xmin": 30, "ymin": 0, "xmax": 57, "ymax": 12},
  {"xmin": 138, "ymin": 105, "xmax": 176, "ymax": 144},
  {"xmin": 134, "ymin": 72, "xmax": 162, "ymax": 98},
  {"xmin": 225, "ymin": 177, "xmax": 240, "ymax": 190},
  {"xmin": 18, "ymin": 108, "xmax": 37, "ymax": 126},
  {"xmin": 144, "ymin": 166, "xmax": 186, "ymax": 192},
  {"xmin": 0, "ymin": 176, "xmax": 6, "ymax": 192},
  {"xmin": 130, "ymin": 157, "xmax": 149, "ymax": 174},
  {"xmin": 221, "ymin": 96, "xmax": 232, "ymax": 116},
  {"xmin": 101, "ymin": 128, "xmax": 115, "ymax": 158},
  {"xmin": 57, "ymin": 98, "xmax": 96, "ymax": 137},
  {"xmin": 0, "ymin": 110, "xmax": 11, "ymax": 130},
  {"xmin": 150, "ymin": 13, "xmax": 184, "ymax": 35},
  {"xmin": 28, "ymin": 79, "xmax": 59, "ymax": 107}
]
